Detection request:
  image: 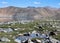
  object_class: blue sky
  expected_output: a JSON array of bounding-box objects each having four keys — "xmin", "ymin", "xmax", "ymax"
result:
[{"xmin": 0, "ymin": 0, "xmax": 60, "ymax": 8}]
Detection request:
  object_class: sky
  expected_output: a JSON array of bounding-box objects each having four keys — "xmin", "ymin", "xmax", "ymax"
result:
[{"xmin": 0, "ymin": 0, "xmax": 60, "ymax": 8}]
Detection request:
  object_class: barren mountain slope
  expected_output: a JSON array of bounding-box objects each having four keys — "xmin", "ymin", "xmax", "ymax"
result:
[{"xmin": 0, "ymin": 6, "xmax": 60, "ymax": 22}]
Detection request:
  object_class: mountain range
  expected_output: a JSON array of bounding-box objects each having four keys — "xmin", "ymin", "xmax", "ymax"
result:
[{"xmin": 0, "ymin": 6, "xmax": 60, "ymax": 22}]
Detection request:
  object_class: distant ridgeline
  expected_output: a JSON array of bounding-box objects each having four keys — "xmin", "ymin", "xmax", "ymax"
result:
[{"xmin": 0, "ymin": 6, "xmax": 60, "ymax": 22}]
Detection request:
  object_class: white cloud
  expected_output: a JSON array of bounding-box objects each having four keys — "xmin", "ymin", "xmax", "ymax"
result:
[
  {"xmin": 34, "ymin": 2, "xmax": 41, "ymax": 4},
  {"xmin": 1, "ymin": 1, "xmax": 8, "ymax": 4}
]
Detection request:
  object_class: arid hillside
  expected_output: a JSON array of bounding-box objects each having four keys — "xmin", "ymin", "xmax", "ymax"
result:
[{"xmin": 0, "ymin": 6, "xmax": 60, "ymax": 22}]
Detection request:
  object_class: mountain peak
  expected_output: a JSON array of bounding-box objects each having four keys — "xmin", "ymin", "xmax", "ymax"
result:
[
  {"xmin": 6, "ymin": 6, "xmax": 17, "ymax": 8},
  {"xmin": 0, "ymin": 6, "xmax": 60, "ymax": 22}
]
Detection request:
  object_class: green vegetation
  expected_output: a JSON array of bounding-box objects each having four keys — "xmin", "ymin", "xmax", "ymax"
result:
[{"xmin": 0, "ymin": 20, "xmax": 60, "ymax": 43}]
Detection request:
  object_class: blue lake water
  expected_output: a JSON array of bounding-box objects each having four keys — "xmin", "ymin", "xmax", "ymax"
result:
[{"xmin": 15, "ymin": 33, "xmax": 46, "ymax": 41}]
